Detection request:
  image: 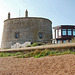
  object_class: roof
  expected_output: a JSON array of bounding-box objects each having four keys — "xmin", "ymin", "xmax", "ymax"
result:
[{"xmin": 53, "ymin": 25, "xmax": 75, "ymax": 29}]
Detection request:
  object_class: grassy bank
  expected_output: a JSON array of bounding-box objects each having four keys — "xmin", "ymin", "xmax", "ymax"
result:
[
  {"xmin": 17, "ymin": 49, "xmax": 75, "ymax": 58},
  {"xmin": 0, "ymin": 52, "xmax": 24, "ymax": 57},
  {"xmin": 0, "ymin": 49, "xmax": 75, "ymax": 58}
]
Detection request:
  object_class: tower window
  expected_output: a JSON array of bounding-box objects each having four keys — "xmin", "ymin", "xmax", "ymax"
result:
[
  {"xmin": 15, "ymin": 32, "xmax": 20, "ymax": 39},
  {"xmin": 39, "ymin": 34, "xmax": 42, "ymax": 38},
  {"xmin": 38, "ymin": 32, "xmax": 43, "ymax": 39}
]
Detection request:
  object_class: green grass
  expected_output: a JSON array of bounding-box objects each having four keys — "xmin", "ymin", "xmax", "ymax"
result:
[
  {"xmin": 26, "ymin": 43, "xmax": 44, "ymax": 47},
  {"xmin": 0, "ymin": 52, "xmax": 24, "ymax": 57},
  {"xmin": 0, "ymin": 49, "xmax": 75, "ymax": 58},
  {"xmin": 17, "ymin": 49, "xmax": 75, "ymax": 58}
]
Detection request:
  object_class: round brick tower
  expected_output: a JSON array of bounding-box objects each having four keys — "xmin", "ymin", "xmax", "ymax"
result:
[{"xmin": 1, "ymin": 10, "xmax": 52, "ymax": 49}]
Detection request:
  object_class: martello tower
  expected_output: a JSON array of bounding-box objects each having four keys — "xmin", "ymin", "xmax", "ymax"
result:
[{"xmin": 1, "ymin": 10, "xmax": 52, "ymax": 49}]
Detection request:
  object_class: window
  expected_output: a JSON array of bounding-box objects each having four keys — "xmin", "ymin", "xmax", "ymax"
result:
[
  {"xmin": 15, "ymin": 32, "xmax": 20, "ymax": 39},
  {"xmin": 57, "ymin": 40, "xmax": 60, "ymax": 44},
  {"xmin": 62, "ymin": 29, "xmax": 66, "ymax": 35},
  {"xmin": 39, "ymin": 34, "xmax": 42, "ymax": 38},
  {"xmin": 68, "ymin": 29, "xmax": 71, "ymax": 35},
  {"xmin": 56, "ymin": 30, "xmax": 57, "ymax": 38},
  {"xmin": 73, "ymin": 29, "xmax": 75, "ymax": 36},
  {"xmin": 69, "ymin": 40, "xmax": 72, "ymax": 42},
  {"xmin": 38, "ymin": 32, "xmax": 43, "ymax": 39},
  {"xmin": 63, "ymin": 40, "xmax": 66, "ymax": 43},
  {"xmin": 58, "ymin": 29, "xmax": 61, "ymax": 36}
]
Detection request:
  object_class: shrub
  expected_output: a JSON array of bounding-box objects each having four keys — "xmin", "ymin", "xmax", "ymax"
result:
[
  {"xmin": 1, "ymin": 49, "xmax": 75, "ymax": 58},
  {"xmin": 34, "ymin": 54, "xmax": 42, "ymax": 58},
  {"xmin": 50, "ymin": 50, "xmax": 55, "ymax": 55},
  {"xmin": 34, "ymin": 50, "xmax": 51, "ymax": 58},
  {"xmin": 25, "ymin": 53, "xmax": 31, "ymax": 58},
  {"xmin": 55, "ymin": 50, "xmax": 59, "ymax": 53},
  {"xmin": 10, "ymin": 53, "xmax": 15, "ymax": 56},
  {"xmin": 39, "ymin": 50, "xmax": 49, "ymax": 56},
  {"xmin": 26, "ymin": 43, "xmax": 44, "ymax": 47},
  {"xmin": 0, "ymin": 53, "xmax": 4, "ymax": 57},
  {"xmin": 31, "ymin": 43, "xmax": 44, "ymax": 47},
  {"xmin": 25, "ymin": 51, "xmax": 34, "ymax": 58},
  {"xmin": 0, "ymin": 53, "xmax": 11, "ymax": 57},
  {"xmin": 63, "ymin": 50, "xmax": 71, "ymax": 54},
  {"xmin": 17, "ymin": 55, "xmax": 26, "ymax": 58},
  {"xmin": 26, "ymin": 45, "xmax": 31, "ymax": 47},
  {"xmin": 5, "ymin": 53, "xmax": 11, "ymax": 56},
  {"xmin": 24, "ymin": 50, "xmax": 41, "ymax": 58},
  {"xmin": 45, "ymin": 50, "xmax": 51, "ymax": 55},
  {"xmin": 0, "ymin": 52, "xmax": 24, "ymax": 57},
  {"xmin": 15, "ymin": 52, "xmax": 22, "ymax": 55},
  {"xmin": 33, "ymin": 50, "xmax": 41, "ymax": 56},
  {"xmin": 39, "ymin": 50, "xmax": 45, "ymax": 57}
]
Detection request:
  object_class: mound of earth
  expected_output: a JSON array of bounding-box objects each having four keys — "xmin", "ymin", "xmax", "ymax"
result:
[{"xmin": 0, "ymin": 54, "xmax": 75, "ymax": 75}]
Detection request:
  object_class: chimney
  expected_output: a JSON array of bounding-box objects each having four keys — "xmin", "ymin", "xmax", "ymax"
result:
[
  {"xmin": 8, "ymin": 12, "xmax": 10, "ymax": 19},
  {"xmin": 25, "ymin": 9, "xmax": 28, "ymax": 17}
]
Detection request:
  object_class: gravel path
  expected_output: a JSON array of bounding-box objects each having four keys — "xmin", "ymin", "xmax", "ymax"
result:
[{"xmin": 0, "ymin": 54, "xmax": 75, "ymax": 75}]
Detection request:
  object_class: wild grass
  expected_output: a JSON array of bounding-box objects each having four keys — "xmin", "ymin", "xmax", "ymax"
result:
[
  {"xmin": 0, "ymin": 52, "xmax": 24, "ymax": 57},
  {"xmin": 17, "ymin": 49, "xmax": 75, "ymax": 58},
  {"xmin": 26, "ymin": 43, "xmax": 44, "ymax": 47},
  {"xmin": 0, "ymin": 49, "xmax": 75, "ymax": 58},
  {"xmin": 72, "ymin": 37, "xmax": 75, "ymax": 42}
]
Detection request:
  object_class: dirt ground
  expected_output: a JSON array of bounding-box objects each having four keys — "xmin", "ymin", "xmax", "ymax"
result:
[{"xmin": 0, "ymin": 54, "xmax": 75, "ymax": 75}]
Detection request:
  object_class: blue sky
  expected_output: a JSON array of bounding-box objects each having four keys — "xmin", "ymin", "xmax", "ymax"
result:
[{"xmin": 0, "ymin": 0, "xmax": 75, "ymax": 46}]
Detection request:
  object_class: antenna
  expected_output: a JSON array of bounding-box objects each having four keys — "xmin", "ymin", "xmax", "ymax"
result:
[{"xmin": 19, "ymin": 9, "xmax": 20, "ymax": 17}]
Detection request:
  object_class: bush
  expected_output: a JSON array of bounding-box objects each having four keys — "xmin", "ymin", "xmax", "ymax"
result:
[
  {"xmin": 50, "ymin": 50, "xmax": 55, "ymax": 55},
  {"xmin": 34, "ymin": 54, "xmax": 41, "ymax": 58},
  {"xmin": 25, "ymin": 54, "xmax": 31, "ymax": 58},
  {"xmin": 39, "ymin": 50, "xmax": 49, "ymax": 56},
  {"xmin": 26, "ymin": 45, "xmax": 31, "ymax": 47},
  {"xmin": 15, "ymin": 52, "xmax": 22, "ymax": 55},
  {"xmin": 20, "ymin": 49, "xmax": 75, "ymax": 58},
  {"xmin": 31, "ymin": 43, "xmax": 44, "ymax": 47},
  {"xmin": 45, "ymin": 50, "xmax": 51, "ymax": 55},
  {"xmin": 17, "ymin": 55, "xmax": 26, "ymax": 58},
  {"xmin": 26, "ymin": 43, "xmax": 44, "ymax": 47},
  {"xmin": 0, "ymin": 52, "xmax": 24, "ymax": 57},
  {"xmin": 0, "ymin": 53, "xmax": 4, "ymax": 57},
  {"xmin": 33, "ymin": 50, "xmax": 41, "ymax": 56},
  {"xmin": 1, "ymin": 49, "xmax": 74, "ymax": 58},
  {"xmin": 34, "ymin": 50, "xmax": 51, "ymax": 58},
  {"xmin": 24, "ymin": 50, "xmax": 41, "ymax": 58},
  {"xmin": 38, "ymin": 50, "xmax": 45, "ymax": 57},
  {"xmin": 5, "ymin": 53, "xmax": 11, "ymax": 56},
  {"xmin": 0, "ymin": 53, "xmax": 11, "ymax": 57},
  {"xmin": 25, "ymin": 52, "xmax": 34, "ymax": 58},
  {"xmin": 10, "ymin": 53, "xmax": 15, "ymax": 56},
  {"xmin": 63, "ymin": 50, "xmax": 71, "ymax": 54}
]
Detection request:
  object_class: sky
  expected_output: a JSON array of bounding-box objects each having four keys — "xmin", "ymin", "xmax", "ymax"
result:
[{"xmin": 0, "ymin": 0, "xmax": 75, "ymax": 46}]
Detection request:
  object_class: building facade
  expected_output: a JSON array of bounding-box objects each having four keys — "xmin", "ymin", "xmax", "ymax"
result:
[
  {"xmin": 1, "ymin": 10, "xmax": 52, "ymax": 49},
  {"xmin": 53, "ymin": 25, "xmax": 75, "ymax": 44}
]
